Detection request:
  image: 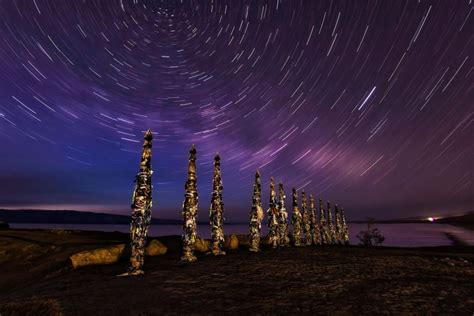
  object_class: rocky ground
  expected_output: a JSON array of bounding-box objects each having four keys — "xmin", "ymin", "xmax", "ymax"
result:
[{"xmin": 1, "ymin": 228, "xmax": 474, "ymax": 315}]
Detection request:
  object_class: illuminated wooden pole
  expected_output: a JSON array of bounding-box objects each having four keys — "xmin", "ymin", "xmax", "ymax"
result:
[
  {"xmin": 341, "ymin": 207, "xmax": 350, "ymax": 245},
  {"xmin": 267, "ymin": 177, "xmax": 279, "ymax": 248},
  {"xmin": 210, "ymin": 153, "xmax": 226, "ymax": 255},
  {"xmin": 291, "ymin": 188, "xmax": 303, "ymax": 246},
  {"xmin": 309, "ymin": 194, "xmax": 320, "ymax": 245},
  {"xmin": 327, "ymin": 201, "xmax": 336, "ymax": 244},
  {"xmin": 181, "ymin": 145, "xmax": 198, "ymax": 262},
  {"xmin": 249, "ymin": 170, "xmax": 264, "ymax": 252},
  {"xmin": 319, "ymin": 198, "xmax": 330, "ymax": 244},
  {"xmin": 301, "ymin": 191, "xmax": 312, "ymax": 246},
  {"xmin": 335, "ymin": 204, "xmax": 342, "ymax": 244},
  {"xmin": 277, "ymin": 182, "xmax": 290, "ymax": 247},
  {"xmin": 124, "ymin": 129, "xmax": 153, "ymax": 276}
]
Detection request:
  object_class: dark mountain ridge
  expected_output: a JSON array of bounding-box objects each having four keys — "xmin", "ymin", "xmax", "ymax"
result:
[
  {"xmin": 0, "ymin": 209, "xmax": 182, "ymax": 225},
  {"xmin": 0, "ymin": 209, "xmax": 250, "ymax": 225}
]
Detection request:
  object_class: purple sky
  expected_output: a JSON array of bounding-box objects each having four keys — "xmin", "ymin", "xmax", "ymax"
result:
[{"xmin": 0, "ymin": 0, "xmax": 472, "ymax": 221}]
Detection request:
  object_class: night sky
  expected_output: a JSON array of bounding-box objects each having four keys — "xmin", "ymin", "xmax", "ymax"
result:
[{"xmin": 0, "ymin": 0, "xmax": 472, "ymax": 221}]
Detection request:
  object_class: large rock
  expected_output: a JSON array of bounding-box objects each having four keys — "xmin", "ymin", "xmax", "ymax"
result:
[
  {"xmin": 0, "ymin": 221, "xmax": 9, "ymax": 230},
  {"xmin": 236, "ymin": 234, "xmax": 250, "ymax": 247},
  {"xmin": 224, "ymin": 234, "xmax": 239, "ymax": 250},
  {"xmin": 70, "ymin": 244, "xmax": 126, "ymax": 269},
  {"xmin": 194, "ymin": 237, "xmax": 210, "ymax": 253},
  {"xmin": 145, "ymin": 239, "xmax": 167, "ymax": 256}
]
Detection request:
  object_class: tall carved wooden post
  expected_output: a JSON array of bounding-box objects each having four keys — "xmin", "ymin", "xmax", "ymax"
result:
[
  {"xmin": 181, "ymin": 145, "xmax": 198, "ymax": 262},
  {"xmin": 341, "ymin": 207, "xmax": 350, "ymax": 245},
  {"xmin": 335, "ymin": 204, "xmax": 342, "ymax": 244},
  {"xmin": 302, "ymin": 191, "xmax": 312, "ymax": 246},
  {"xmin": 319, "ymin": 198, "xmax": 330, "ymax": 244},
  {"xmin": 277, "ymin": 182, "xmax": 290, "ymax": 247},
  {"xmin": 267, "ymin": 177, "xmax": 279, "ymax": 248},
  {"xmin": 291, "ymin": 188, "xmax": 303, "ymax": 246},
  {"xmin": 122, "ymin": 129, "xmax": 153, "ymax": 276},
  {"xmin": 327, "ymin": 201, "xmax": 336, "ymax": 244},
  {"xmin": 249, "ymin": 170, "xmax": 264, "ymax": 252},
  {"xmin": 210, "ymin": 154, "xmax": 225, "ymax": 255},
  {"xmin": 309, "ymin": 194, "xmax": 320, "ymax": 245}
]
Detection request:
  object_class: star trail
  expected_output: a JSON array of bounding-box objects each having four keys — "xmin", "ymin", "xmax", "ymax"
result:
[{"xmin": 0, "ymin": 0, "xmax": 472, "ymax": 220}]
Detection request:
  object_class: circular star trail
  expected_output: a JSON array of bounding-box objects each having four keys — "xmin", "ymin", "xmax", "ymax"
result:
[{"xmin": 0, "ymin": 0, "xmax": 472, "ymax": 220}]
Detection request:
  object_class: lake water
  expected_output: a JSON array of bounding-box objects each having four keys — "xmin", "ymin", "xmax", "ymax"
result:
[{"xmin": 9, "ymin": 223, "xmax": 474, "ymax": 247}]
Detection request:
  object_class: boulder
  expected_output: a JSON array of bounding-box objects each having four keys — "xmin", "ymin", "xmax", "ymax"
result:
[
  {"xmin": 145, "ymin": 239, "xmax": 167, "ymax": 256},
  {"xmin": 194, "ymin": 237, "xmax": 210, "ymax": 253},
  {"xmin": 0, "ymin": 221, "xmax": 9, "ymax": 230},
  {"xmin": 236, "ymin": 234, "xmax": 250, "ymax": 247},
  {"xmin": 224, "ymin": 234, "xmax": 239, "ymax": 250},
  {"xmin": 70, "ymin": 244, "xmax": 126, "ymax": 269}
]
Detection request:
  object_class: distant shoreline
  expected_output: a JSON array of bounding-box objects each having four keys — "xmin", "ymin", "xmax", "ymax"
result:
[
  {"xmin": 0, "ymin": 209, "xmax": 252, "ymax": 225},
  {"xmin": 0, "ymin": 209, "xmax": 213, "ymax": 225},
  {"xmin": 1, "ymin": 209, "xmax": 472, "ymax": 228}
]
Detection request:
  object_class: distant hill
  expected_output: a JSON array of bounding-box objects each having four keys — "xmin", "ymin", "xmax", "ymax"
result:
[
  {"xmin": 351, "ymin": 212, "xmax": 474, "ymax": 225},
  {"xmin": 436, "ymin": 212, "xmax": 474, "ymax": 224},
  {"xmin": 3, "ymin": 209, "xmax": 471, "ymax": 227},
  {"xmin": 436, "ymin": 212, "xmax": 474, "ymax": 229},
  {"xmin": 350, "ymin": 216, "xmax": 429, "ymax": 224},
  {"xmin": 0, "ymin": 209, "xmax": 184, "ymax": 225}
]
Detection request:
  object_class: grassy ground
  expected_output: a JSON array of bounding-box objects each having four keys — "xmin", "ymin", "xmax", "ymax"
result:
[{"xmin": 1, "ymin": 228, "xmax": 473, "ymax": 315}]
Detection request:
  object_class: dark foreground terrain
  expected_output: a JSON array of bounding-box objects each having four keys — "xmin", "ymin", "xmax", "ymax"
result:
[{"xmin": 1, "ymin": 229, "xmax": 473, "ymax": 315}]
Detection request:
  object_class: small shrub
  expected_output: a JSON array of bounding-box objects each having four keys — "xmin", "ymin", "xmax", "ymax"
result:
[{"xmin": 357, "ymin": 218, "xmax": 385, "ymax": 247}]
